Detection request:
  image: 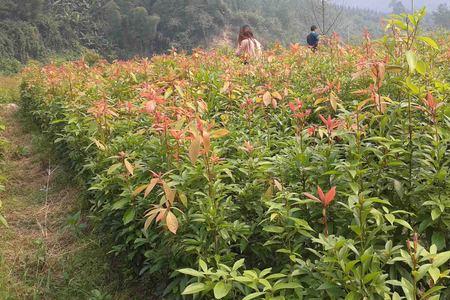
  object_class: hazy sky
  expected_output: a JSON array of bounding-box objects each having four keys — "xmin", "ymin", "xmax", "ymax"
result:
[{"xmin": 333, "ymin": 0, "xmax": 447, "ymax": 12}]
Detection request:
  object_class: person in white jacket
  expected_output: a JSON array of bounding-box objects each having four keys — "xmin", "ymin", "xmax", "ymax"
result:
[{"xmin": 236, "ymin": 25, "xmax": 262, "ymax": 63}]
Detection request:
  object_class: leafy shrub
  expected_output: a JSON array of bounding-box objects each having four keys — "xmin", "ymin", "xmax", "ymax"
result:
[
  {"xmin": 0, "ymin": 58, "xmax": 22, "ymax": 75},
  {"xmin": 83, "ymin": 50, "xmax": 103, "ymax": 67},
  {"xmin": 20, "ymin": 10, "xmax": 450, "ymax": 299}
]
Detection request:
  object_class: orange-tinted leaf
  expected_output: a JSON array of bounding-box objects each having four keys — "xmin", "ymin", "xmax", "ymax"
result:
[
  {"xmin": 144, "ymin": 178, "xmax": 159, "ymax": 198},
  {"xmin": 175, "ymin": 85, "xmax": 184, "ymax": 98},
  {"xmin": 351, "ymin": 70, "xmax": 367, "ymax": 80},
  {"xmin": 188, "ymin": 137, "xmax": 201, "ymax": 164},
  {"xmin": 274, "ymin": 179, "xmax": 283, "ymax": 191},
  {"xmin": 271, "ymin": 99, "xmax": 277, "ymax": 108},
  {"xmin": 319, "ymin": 114, "xmax": 327, "ymax": 125},
  {"xmin": 272, "ymin": 91, "xmax": 283, "ymax": 100},
  {"xmin": 163, "ymin": 182, "xmax": 176, "ymax": 205},
  {"xmin": 317, "ymin": 186, "xmax": 326, "ymax": 203},
  {"xmin": 357, "ymin": 99, "xmax": 371, "ymax": 110},
  {"xmin": 263, "ymin": 91, "xmax": 272, "ymax": 107},
  {"xmin": 166, "ymin": 211, "xmax": 179, "ymax": 234},
  {"xmin": 124, "ymin": 159, "xmax": 134, "ymax": 176},
  {"xmin": 329, "ymin": 93, "xmax": 339, "ymax": 111},
  {"xmin": 314, "ymin": 97, "xmax": 328, "ymax": 105},
  {"xmin": 352, "ymin": 89, "xmax": 369, "ymax": 96},
  {"xmin": 202, "ymin": 131, "xmax": 211, "ymax": 153},
  {"xmin": 210, "ymin": 128, "xmax": 230, "ymax": 139},
  {"xmin": 144, "ymin": 207, "xmax": 160, "ymax": 217},
  {"xmin": 303, "ymin": 192, "xmax": 320, "ymax": 202},
  {"xmin": 92, "ymin": 138, "xmax": 106, "ymax": 151},
  {"xmin": 144, "ymin": 211, "xmax": 158, "ymax": 231},
  {"xmin": 132, "ymin": 184, "xmax": 147, "ymax": 197},
  {"xmin": 221, "ymin": 81, "xmax": 230, "ymax": 94},
  {"xmin": 376, "ymin": 63, "xmax": 385, "ymax": 82},
  {"xmin": 324, "ymin": 186, "xmax": 336, "ymax": 207},
  {"xmin": 156, "ymin": 209, "xmax": 167, "ymax": 222}
]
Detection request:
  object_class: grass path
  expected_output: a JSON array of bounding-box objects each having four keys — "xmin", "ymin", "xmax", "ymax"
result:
[{"xmin": 0, "ymin": 106, "xmax": 136, "ymax": 299}]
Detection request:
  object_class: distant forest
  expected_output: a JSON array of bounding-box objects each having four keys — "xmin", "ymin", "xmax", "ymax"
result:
[{"xmin": 0, "ymin": 0, "xmax": 449, "ymax": 72}]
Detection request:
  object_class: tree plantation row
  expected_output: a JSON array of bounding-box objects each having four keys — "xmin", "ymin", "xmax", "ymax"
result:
[{"xmin": 20, "ymin": 10, "xmax": 450, "ymax": 299}]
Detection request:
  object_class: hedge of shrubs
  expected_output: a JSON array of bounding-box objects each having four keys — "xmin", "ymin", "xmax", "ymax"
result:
[{"xmin": 20, "ymin": 10, "xmax": 450, "ymax": 300}]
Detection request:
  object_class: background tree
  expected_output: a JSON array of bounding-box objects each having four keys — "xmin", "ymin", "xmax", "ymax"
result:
[
  {"xmin": 432, "ymin": 4, "xmax": 450, "ymax": 29},
  {"xmin": 389, "ymin": 0, "xmax": 407, "ymax": 14},
  {"xmin": 305, "ymin": 0, "xmax": 345, "ymax": 35},
  {"xmin": 0, "ymin": 0, "xmax": 407, "ymax": 69}
]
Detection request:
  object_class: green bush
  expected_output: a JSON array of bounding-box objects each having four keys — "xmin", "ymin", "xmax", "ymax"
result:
[{"xmin": 0, "ymin": 58, "xmax": 21, "ymax": 75}]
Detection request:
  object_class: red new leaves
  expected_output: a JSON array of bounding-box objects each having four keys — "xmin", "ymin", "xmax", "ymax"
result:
[
  {"xmin": 141, "ymin": 88, "xmax": 166, "ymax": 114},
  {"xmin": 304, "ymin": 186, "xmax": 336, "ymax": 208},
  {"xmin": 88, "ymin": 99, "xmax": 118, "ymax": 119},
  {"xmin": 420, "ymin": 92, "xmax": 443, "ymax": 124},
  {"xmin": 352, "ymin": 61, "xmax": 389, "ymax": 113},
  {"xmin": 289, "ymin": 99, "xmax": 311, "ymax": 120},
  {"xmin": 319, "ymin": 114, "xmax": 340, "ymax": 136},
  {"xmin": 304, "ymin": 186, "xmax": 337, "ymax": 237}
]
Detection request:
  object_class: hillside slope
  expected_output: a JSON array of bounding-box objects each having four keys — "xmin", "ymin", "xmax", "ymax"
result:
[{"xmin": 0, "ymin": 0, "xmax": 387, "ymax": 66}]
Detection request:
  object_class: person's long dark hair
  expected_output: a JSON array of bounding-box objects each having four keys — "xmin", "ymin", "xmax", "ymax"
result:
[{"xmin": 238, "ymin": 25, "xmax": 254, "ymax": 45}]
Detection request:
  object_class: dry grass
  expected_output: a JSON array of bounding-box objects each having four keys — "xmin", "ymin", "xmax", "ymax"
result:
[
  {"xmin": 0, "ymin": 105, "xmax": 85, "ymax": 298},
  {"xmin": 0, "ymin": 76, "xmax": 20, "ymax": 104}
]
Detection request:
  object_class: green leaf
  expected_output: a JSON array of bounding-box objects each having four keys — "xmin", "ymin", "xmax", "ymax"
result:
[
  {"xmin": 418, "ymin": 218, "xmax": 432, "ymax": 233},
  {"xmin": 431, "ymin": 208, "xmax": 441, "ymax": 221},
  {"xmin": 265, "ymin": 273, "xmax": 287, "ymax": 280},
  {"xmin": 112, "ymin": 199, "xmax": 129, "ymax": 210},
  {"xmin": 363, "ymin": 271, "xmax": 380, "ymax": 284},
  {"xmin": 177, "ymin": 268, "xmax": 205, "ymax": 278},
  {"xmin": 401, "ymin": 277, "xmax": 415, "ymax": 300},
  {"xmin": 405, "ymin": 50, "xmax": 417, "ymax": 73},
  {"xmin": 273, "ymin": 282, "xmax": 301, "ymax": 291},
  {"xmin": 242, "ymin": 292, "xmax": 265, "ymax": 300},
  {"xmin": 107, "ymin": 163, "xmax": 122, "ymax": 175},
  {"xmin": 421, "ymin": 286, "xmax": 445, "ymax": 299},
  {"xmin": 122, "ymin": 208, "xmax": 135, "ymax": 225},
  {"xmin": 393, "ymin": 180, "xmax": 403, "ymax": 198},
  {"xmin": 232, "ymin": 258, "xmax": 245, "ymax": 271},
  {"xmin": 406, "ymin": 77, "xmax": 419, "ymax": 94},
  {"xmin": 386, "ymin": 280, "xmax": 402, "ymax": 287},
  {"xmin": 345, "ymin": 291, "xmax": 359, "ymax": 300},
  {"xmin": 181, "ymin": 282, "xmax": 208, "ymax": 295},
  {"xmin": 179, "ymin": 192, "xmax": 188, "ymax": 207},
  {"xmin": 416, "ymin": 60, "xmax": 427, "ymax": 75},
  {"xmin": 213, "ymin": 282, "xmax": 231, "ymax": 299},
  {"xmin": 233, "ymin": 276, "xmax": 253, "ymax": 283},
  {"xmin": 433, "ymin": 251, "xmax": 450, "ymax": 268},
  {"xmin": 428, "ymin": 266, "xmax": 440, "ymax": 284},
  {"xmin": 199, "ymin": 259, "xmax": 208, "ymax": 272},
  {"xmin": 385, "ymin": 214, "xmax": 395, "ymax": 225},
  {"xmin": 263, "ymin": 226, "xmax": 285, "ymax": 233},
  {"xmin": 431, "ymin": 232, "xmax": 446, "ymax": 251},
  {"xmin": 345, "ymin": 260, "xmax": 359, "ymax": 273},
  {"xmin": 414, "ymin": 264, "xmax": 431, "ymax": 281},
  {"xmin": 417, "ymin": 36, "xmax": 439, "ymax": 50},
  {"xmin": 0, "ymin": 214, "xmax": 7, "ymax": 227},
  {"xmin": 394, "ymin": 219, "xmax": 413, "ymax": 231},
  {"xmin": 392, "ymin": 292, "xmax": 401, "ymax": 300}
]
